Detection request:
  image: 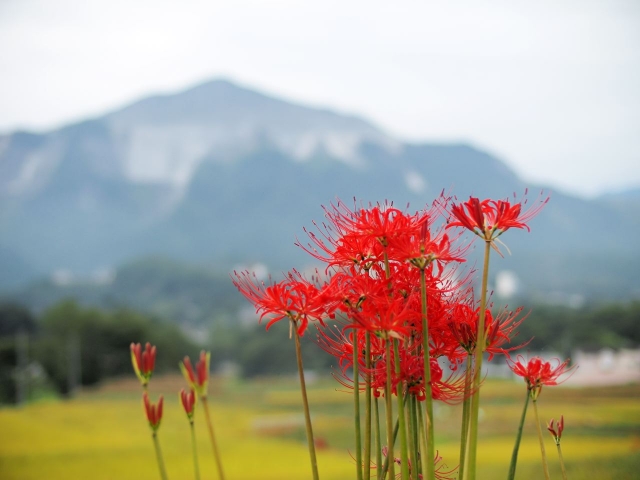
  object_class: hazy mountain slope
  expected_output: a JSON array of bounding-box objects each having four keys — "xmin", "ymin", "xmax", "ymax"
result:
[{"xmin": 0, "ymin": 78, "xmax": 638, "ymax": 299}]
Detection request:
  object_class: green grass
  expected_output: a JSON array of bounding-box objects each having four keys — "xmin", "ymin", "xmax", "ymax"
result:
[{"xmin": 1, "ymin": 375, "xmax": 639, "ymax": 479}]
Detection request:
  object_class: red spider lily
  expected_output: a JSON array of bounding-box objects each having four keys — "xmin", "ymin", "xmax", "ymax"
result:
[
  {"xmin": 326, "ymin": 268, "xmax": 388, "ymax": 313},
  {"xmin": 447, "ymin": 190, "xmax": 549, "ymax": 244},
  {"xmin": 130, "ymin": 342, "xmax": 156, "ymax": 386},
  {"xmin": 143, "ymin": 392, "xmax": 164, "ymax": 431},
  {"xmin": 180, "ymin": 388, "xmax": 197, "ymax": 419},
  {"xmin": 181, "ymin": 350, "xmax": 210, "ymax": 397},
  {"xmin": 298, "ymin": 199, "xmax": 421, "ymax": 271},
  {"xmin": 298, "ymin": 222, "xmax": 384, "ymax": 271},
  {"xmin": 351, "ymin": 204, "xmax": 420, "ymax": 248},
  {"xmin": 547, "ymin": 415, "xmax": 564, "ymax": 445},
  {"xmin": 316, "ymin": 325, "xmax": 386, "ymax": 391},
  {"xmin": 447, "ymin": 303, "xmax": 529, "ymax": 360},
  {"xmin": 347, "ymin": 290, "xmax": 416, "ymax": 340},
  {"xmin": 316, "ymin": 326, "xmax": 360, "ymax": 373},
  {"xmin": 367, "ymin": 345, "xmax": 467, "ymax": 404},
  {"xmin": 386, "ymin": 210, "xmax": 465, "ymax": 273},
  {"xmin": 232, "ymin": 269, "xmax": 338, "ymax": 336},
  {"xmin": 508, "ymin": 355, "xmax": 576, "ymax": 399}
]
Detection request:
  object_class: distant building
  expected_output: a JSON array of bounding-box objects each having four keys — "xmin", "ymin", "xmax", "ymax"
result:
[{"xmin": 566, "ymin": 348, "xmax": 640, "ymax": 386}]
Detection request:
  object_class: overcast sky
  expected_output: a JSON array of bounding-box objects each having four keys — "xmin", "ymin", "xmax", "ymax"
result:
[{"xmin": 1, "ymin": 0, "xmax": 638, "ymax": 198}]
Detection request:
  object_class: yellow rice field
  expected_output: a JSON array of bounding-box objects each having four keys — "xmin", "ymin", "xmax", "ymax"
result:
[{"xmin": 1, "ymin": 375, "xmax": 639, "ymax": 479}]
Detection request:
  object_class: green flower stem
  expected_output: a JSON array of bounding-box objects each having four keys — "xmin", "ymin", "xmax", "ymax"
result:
[
  {"xmin": 201, "ymin": 396, "xmax": 225, "ymax": 480},
  {"xmin": 380, "ymin": 417, "xmax": 400, "ymax": 480},
  {"xmin": 393, "ymin": 339, "xmax": 410, "ymax": 480},
  {"xmin": 464, "ymin": 240, "xmax": 492, "ymax": 480},
  {"xmin": 419, "ymin": 268, "xmax": 436, "ymax": 480},
  {"xmin": 408, "ymin": 394, "xmax": 420, "ymax": 479},
  {"xmin": 374, "ymin": 395, "xmax": 383, "ymax": 474},
  {"xmin": 417, "ymin": 398, "xmax": 429, "ymax": 478},
  {"xmin": 532, "ymin": 398, "xmax": 551, "ymax": 480},
  {"xmin": 293, "ymin": 322, "xmax": 320, "ymax": 480},
  {"xmin": 152, "ymin": 432, "xmax": 169, "ymax": 480},
  {"xmin": 384, "ymin": 337, "xmax": 396, "ymax": 480},
  {"xmin": 364, "ymin": 332, "xmax": 373, "ymax": 480},
  {"xmin": 557, "ymin": 443, "xmax": 568, "ymax": 480},
  {"xmin": 507, "ymin": 389, "xmax": 530, "ymax": 480},
  {"xmin": 458, "ymin": 355, "xmax": 473, "ymax": 480},
  {"xmin": 189, "ymin": 420, "xmax": 201, "ymax": 480},
  {"xmin": 354, "ymin": 333, "xmax": 364, "ymax": 480}
]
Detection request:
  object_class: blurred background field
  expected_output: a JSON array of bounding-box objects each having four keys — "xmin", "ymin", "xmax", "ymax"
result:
[{"xmin": 1, "ymin": 374, "xmax": 639, "ymax": 480}]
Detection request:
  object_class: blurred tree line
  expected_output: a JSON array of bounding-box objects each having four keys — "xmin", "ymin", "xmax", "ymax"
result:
[
  {"xmin": 516, "ymin": 301, "xmax": 640, "ymax": 355},
  {"xmin": 1, "ymin": 299, "xmax": 639, "ymax": 404},
  {"xmin": 0, "ymin": 300, "xmax": 198, "ymax": 403}
]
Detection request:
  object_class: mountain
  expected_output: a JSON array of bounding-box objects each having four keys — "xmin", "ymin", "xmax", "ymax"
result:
[{"xmin": 1, "ymin": 79, "xmax": 639, "ymax": 300}]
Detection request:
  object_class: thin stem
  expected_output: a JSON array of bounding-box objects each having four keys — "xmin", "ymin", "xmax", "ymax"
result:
[
  {"xmin": 532, "ymin": 398, "xmax": 551, "ymax": 480},
  {"xmin": 393, "ymin": 339, "xmax": 410, "ymax": 480},
  {"xmin": 293, "ymin": 321, "xmax": 320, "ymax": 480},
  {"xmin": 364, "ymin": 332, "xmax": 373, "ymax": 480},
  {"xmin": 380, "ymin": 417, "xmax": 400, "ymax": 480},
  {"xmin": 384, "ymin": 337, "xmax": 396, "ymax": 480},
  {"xmin": 458, "ymin": 355, "xmax": 473, "ymax": 480},
  {"xmin": 507, "ymin": 390, "xmax": 530, "ymax": 480},
  {"xmin": 190, "ymin": 421, "xmax": 201, "ymax": 480},
  {"xmin": 417, "ymin": 399, "xmax": 429, "ymax": 479},
  {"xmin": 201, "ymin": 397, "xmax": 226, "ymax": 480},
  {"xmin": 464, "ymin": 240, "xmax": 492, "ymax": 480},
  {"xmin": 354, "ymin": 333, "xmax": 364, "ymax": 480},
  {"xmin": 419, "ymin": 268, "xmax": 436, "ymax": 480},
  {"xmin": 408, "ymin": 394, "xmax": 420, "ymax": 480},
  {"xmin": 374, "ymin": 395, "xmax": 383, "ymax": 475},
  {"xmin": 557, "ymin": 444, "xmax": 568, "ymax": 480},
  {"xmin": 152, "ymin": 432, "xmax": 169, "ymax": 480}
]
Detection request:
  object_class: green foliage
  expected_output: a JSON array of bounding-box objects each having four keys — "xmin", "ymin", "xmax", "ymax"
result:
[
  {"xmin": 515, "ymin": 301, "xmax": 640, "ymax": 353},
  {"xmin": 0, "ymin": 303, "xmax": 38, "ymax": 402},
  {"xmin": 29, "ymin": 300, "xmax": 197, "ymax": 397}
]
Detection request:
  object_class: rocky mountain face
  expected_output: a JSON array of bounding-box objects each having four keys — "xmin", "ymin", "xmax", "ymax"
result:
[{"xmin": 1, "ymin": 79, "xmax": 638, "ymax": 299}]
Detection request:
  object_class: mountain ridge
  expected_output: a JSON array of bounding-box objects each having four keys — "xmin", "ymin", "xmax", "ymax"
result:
[{"xmin": 0, "ymin": 78, "xmax": 638, "ymax": 299}]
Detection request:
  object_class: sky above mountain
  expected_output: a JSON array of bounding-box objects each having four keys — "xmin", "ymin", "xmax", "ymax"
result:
[{"xmin": 0, "ymin": 0, "xmax": 638, "ymax": 198}]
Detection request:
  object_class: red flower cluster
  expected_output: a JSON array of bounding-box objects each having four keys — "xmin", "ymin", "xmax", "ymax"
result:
[
  {"xmin": 181, "ymin": 351, "xmax": 211, "ymax": 397},
  {"xmin": 143, "ymin": 392, "xmax": 164, "ymax": 431},
  {"xmin": 130, "ymin": 342, "xmax": 156, "ymax": 386},
  {"xmin": 180, "ymin": 388, "xmax": 197, "ymax": 419},
  {"xmin": 448, "ymin": 190, "xmax": 549, "ymax": 241},
  {"xmin": 233, "ymin": 194, "xmax": 542, "ymax": 404},
  {"xmin": 547, "ymin": 415, "xmax": 564, "ymax": 445},
  {"xmin": 508, "ymin": 355, "xmax": 575, "ymax": 399}
]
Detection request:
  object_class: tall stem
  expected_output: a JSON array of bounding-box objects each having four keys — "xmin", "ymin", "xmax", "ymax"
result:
[
  {"xmin": 419, "ymin": 268, "xmax": 436, "ymax": 480},
  {"xmin": 417, "ymin": 399, "xmax": 429, "ymax": 478},
  {"xmin": 201, "ymin": 397, "xmax": 226, "ymax": 480},
  {"xmin": 152, "ymin": 432, "xmax": 169, "ymax": 480},
  {"xmin": 393, "ymin": 339, "xmax": 410, "ymax": 480},
  {"xmin": 557, "ymin": 444, "xmax": 568, "ymax": 480},
  {"xmin": 507, "ymin": 390, "xmax": 530, "ymax": 480},
  {"xmin": 458, "ymin": 355, "xmax": 473, "ymax": 480},
  {"xmin": 190, "ymin": 421, "xmax": 201, "ymax": 480},
  {"xmin": 532, "ymin": 398, "xmax": 551, "ymax": 480},
  {"xmin": 364, "ymin": 332, "xmax": 373, "ymax": 480},
  {"xmin": 293, "ymin": 321, "xmax": 320, "ymax": 480},
  {"xmin": 408, "ymin": 394, "xmax": 420, "ymax": 479},
  {"xmin": 380, "ymin": 417, "xmax": 400, "ymax": 480},
  {"xmin": 374, "ymin": 395, "xmax": 383, "ymax": 475},
  {"xmin": 384, "ymin": 337, "xmax": 396, "ymax": 480},
  {"xmin": 354, "ymin": 333, "xmax": 364, "ymax": 480},
  {"xmin": 464, "ymin": 240, "xmax": 492, "ymax": 480}
]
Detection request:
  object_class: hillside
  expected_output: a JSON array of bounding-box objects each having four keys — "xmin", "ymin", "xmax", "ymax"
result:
[{"xmin": 1, "ymin": 79, "xmax": 639, "ymax": 300}]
